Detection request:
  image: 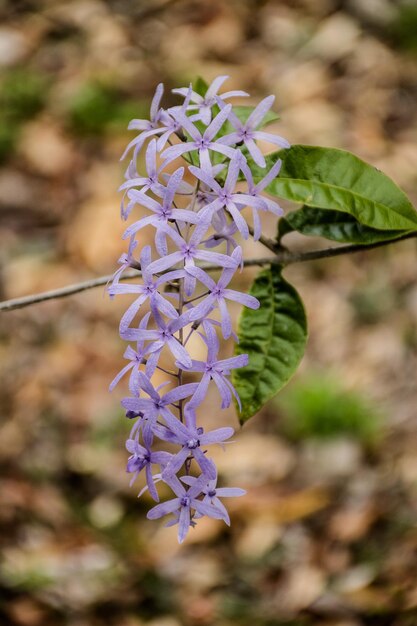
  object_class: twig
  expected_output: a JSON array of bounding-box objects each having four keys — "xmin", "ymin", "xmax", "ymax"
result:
[
  {"xmin": 1, "ymin": 231, "xmax": 417, "ymax": 313},
  {"xmin": 279, "ymin": 230, "xmax": 417, "ymax": 264},
  {"xmin": 0, "ymin": 270, "xmax": 140, "ymax": 312},
  {"xmin": 247, "ymin": 225, "xmax": 279, "ymax": 254}
]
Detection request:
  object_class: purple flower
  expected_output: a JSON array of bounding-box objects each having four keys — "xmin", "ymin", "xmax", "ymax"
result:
[
  {"xmin": 183, "ymin": 322, "xmax": 248, "ymax": 409},
  {"xmin": 189, "ymin": 151, "xmax": 268, "ymax": 239},
  {"xmin": 238, "ymin": 157, "xmax": 284, "ymax": 240},
  {"xmin": 156, "ymin": 411, "xmax": 234, "ymax": 480},
  {"xmin": 119, "ymin": 139, "xmax": 166, "ymax": 219},
  {"xmin": 122, "ymin": 168, "xmax": 201, "ymax": 256},
  {"xmin": 108, "ymin": 245, "xmax": 183, "ymax": 336},
  {"xmin": 121, "ymin": 307, "xmax": 193, "ymax": 366},
  {"xmin": 120, "ymin": 162, "xmax": 141, "ymax": 220},
  {"xmin": 155, "ymin": 84, "xmax": 194, "ymax": 150},
  {"xmin": 122, "ymin": 372, "xmax": 198, "ymax": 437},
  {"xmin": 181, "ymin": 474, "xmax": 245, "ymax": 525},
  {"xmin": 147, "ymin": 473, "xmax": 224, "ymax": 543},
  {"xmin": 218, "ymin": 95, "xmax": 290, "ymax": 167},
  {"xmin": 108, "ymin": 235, "xmax": 138, "ymax": 291},
  {"xmin": 202, "ymin": 212, "xmax": 240, "ymax": 257},
  {"xmin": 161, "ymin": 105, "xmax": 236, "ymax": 170},
  {"xmin": 109, "ymin": 312, "xmax": 158, "ymax": 392},
  {"xmin": 146, "ymin": 220, "xmax": 238, "ymax": 297},
  {"xmin": 111, "ymin": 77, "xmax": 292, "ymax": 541},
  {"xmin": 120, "ymin": 83, "xmax": 167, "ymax": 162},
  {"xmin": 172, "ymin": 75, "xmax": 248, "ymax": 125},
  {"xmin": 185, "ymin": 247, "xmax": 259, "ymax": 339},
  {"xmin": 126, "ymin": 430, "xmax": 172, "ymax": 501}
]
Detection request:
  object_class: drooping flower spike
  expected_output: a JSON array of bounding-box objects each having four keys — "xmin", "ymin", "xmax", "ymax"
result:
[{"xmin": 109, "ymin": 76, "xmax": 290, "ymax": 542}]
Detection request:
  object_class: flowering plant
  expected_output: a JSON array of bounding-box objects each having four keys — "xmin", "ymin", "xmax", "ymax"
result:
[
  {"xmin": 109, "ymin": 76, "xmax": 417, "ymax": 542},
  {"xmin": 109, "ymin": 76, "xmax": 290, "ymax": 541}
]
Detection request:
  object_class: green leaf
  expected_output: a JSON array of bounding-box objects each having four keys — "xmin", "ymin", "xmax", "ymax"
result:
[
  {"xmin": 193, "ymin": 76, "xmax": 209, "ymax": 97},
  {"xmin": 232, "ymin": 265, "xmax": 307, "ymax": 423},
  {"xmin": 260, "ymin": 145, "xmax": 417, "ymax": 231},
  {"xmin": 283, "ymin": 205, "xmax": 413, "ymax": 244}
]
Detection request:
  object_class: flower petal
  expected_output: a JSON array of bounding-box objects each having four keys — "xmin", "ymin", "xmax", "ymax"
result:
[
  {"xmin": 247, "ymin": 95, "xmax": 275, "ymax": 129},
  {"xmin": 193, "ymin": 499, "xmax": 224, "ymax": 519},
  {"xmin": 223, "ymin": 289, "xmax": 260, "ymax": 309},
  {"xmin": 178, "ymin": 506, "xmax": 191, "ymax": 543},
  {"xmin": 200, "ymin": 426, "xmax": 234, "ymax": 445},
  {"xmin": 147, "ymin": 498, "xmax": 181, "ymax": 520}
]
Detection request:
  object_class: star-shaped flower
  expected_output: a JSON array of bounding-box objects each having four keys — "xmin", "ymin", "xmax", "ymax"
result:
[
  {"xmin": 122, "ymin": 373, "xmax": 198, "ymax": 439},
  {"xmin": 119, "ymin": 139, "xmax": 166, "ymax": 219},
  {"xmin": 146, "ymin": 220, "xmax": 238, "ymax": 297},
  {"xmin": 181, "ymin": 474, "xmax": 245, "ymax": 525},
  {"xmin": 185, "ymin": 247, "xmax": 259, "ymax": 339},
  {"xmin": 161, "ymin": 105, "xmax": 236, "ymax": 170},
  {"xmin": 189, "ymin": 151, "xmax": 268, "ymax": 239},
  {"xmin": 172, "ymin": 75, "xmax": 248, "ymax": 125},
  {"xmin": 182, "ymin": 321, "xmax": 248, "ymax": 409},
  {"xmin": 155, "ymin": 411, "xmax": 234, "ymax": 480},
  {"xmin": 120, "ymin": 83, "xmax": 168, "ymax": 162},
  {"xmin": 126, "ymin": 428, "xmax": 172, "ymax": 501},
  {"xmin": 218, "ymin": 95, "xmax": 290, "ymax": 167},
  {"xmin": 109, "ymin": 312, "xmax": 159, "ymax": 393},
  {"xmin": 108, "ymin": 245, "xmax": 183, "ymax": 336},
  {"xmin": 147, "ymin": 473, "xmax": 224, "ymax": 543},
  {"xmin": 108, "ymin": 235, "xmax": 138, "ymax": 291},
  {"xmin": 122, "ymin": 168, "xmax": 201, "ymax": 256},
  {"xmin": 239, "ymin": 157, "xmax": 284, "ymax": 240}
]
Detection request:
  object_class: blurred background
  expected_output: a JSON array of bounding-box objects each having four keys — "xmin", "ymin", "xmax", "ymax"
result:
[{"xmin": 1, "ymin": 1, "xmax": 417, "ymax": 625}]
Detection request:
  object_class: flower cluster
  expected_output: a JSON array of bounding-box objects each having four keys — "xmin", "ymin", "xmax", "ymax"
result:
[{"xmin": 109, "ymin": 76, "xmax": 289, "ymax": 542}]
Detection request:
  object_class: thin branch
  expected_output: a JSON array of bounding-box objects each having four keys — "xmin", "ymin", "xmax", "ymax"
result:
[
  {"xmin": 0, "ymin": 270, "xmax": 140, "ymax": 312},
  {"xmin": 279, "ymin": 230, "xmax": 417, "ymax": 264},
  {"xmin": 247, "ymin": 225, "xmax": 280, "ymax": 254},
  {"xmin": 1, "ymin": 231, "xmax": 416, "ymax": 313}
]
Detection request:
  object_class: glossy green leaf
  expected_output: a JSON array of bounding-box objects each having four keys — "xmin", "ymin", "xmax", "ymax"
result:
[
  {"xmin": 259, "ymin": 145, "xmax": 417, "ymax": 231},
  {"xmin": 282, "ymin": 206, "xmax": 413, "ymax": 244},
  {"xmin": 232, "ymin": 265, "xmax": 307, "ymax": 423}
]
